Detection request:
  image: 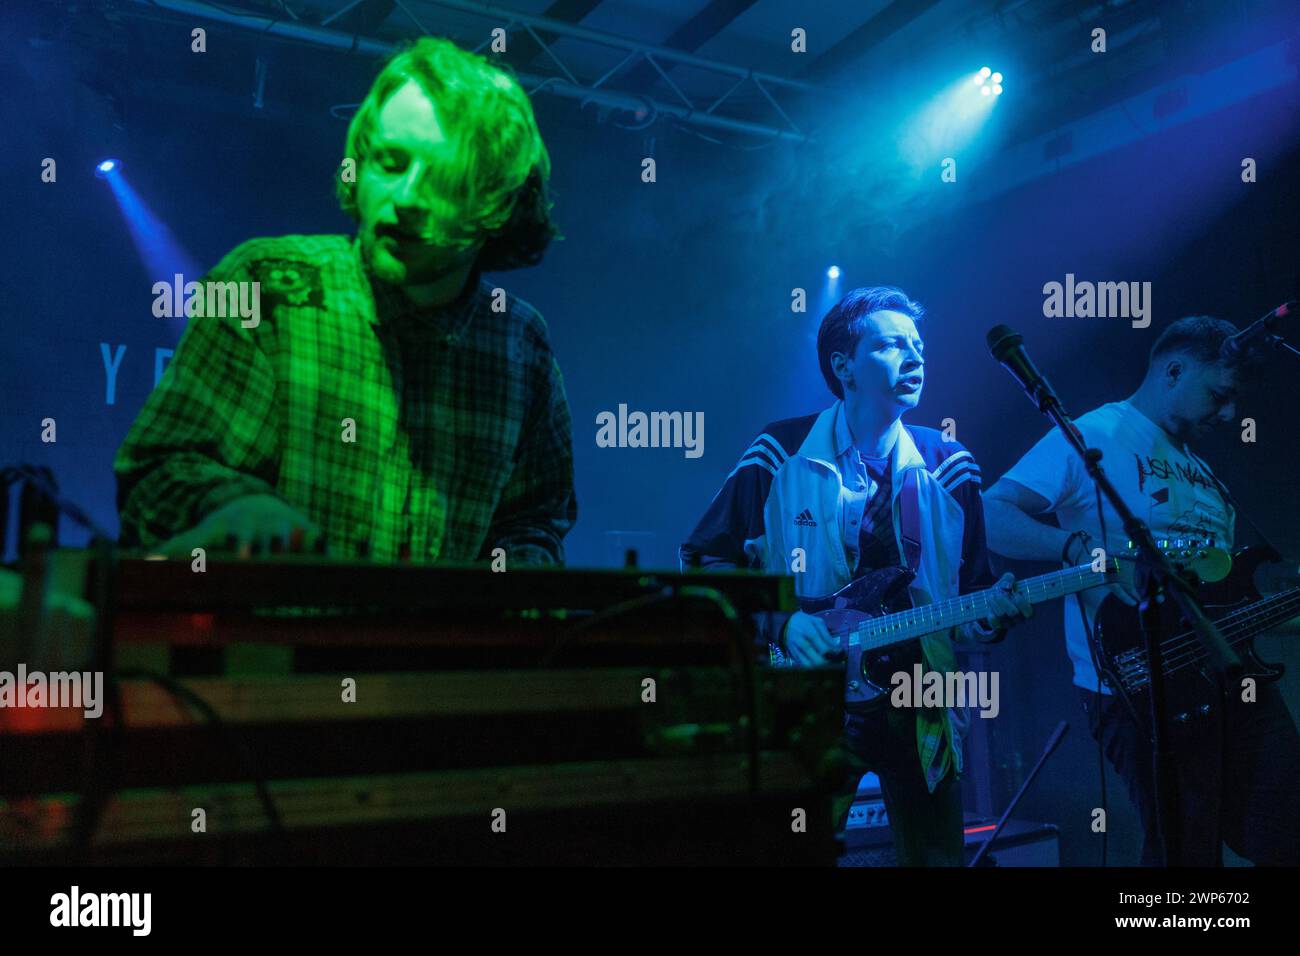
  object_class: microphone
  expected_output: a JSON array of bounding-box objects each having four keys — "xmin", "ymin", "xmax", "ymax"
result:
[
  {"xmin": 1221, "ymin": 301, "xmax": 1295, "ymax": 361},
  {"xmin": 986, "ymin": 324, "xmax": 1061, "ymax": 412}
]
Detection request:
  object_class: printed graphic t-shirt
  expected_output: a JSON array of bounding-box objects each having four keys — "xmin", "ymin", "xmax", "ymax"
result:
[{"xmin": 1001, "ymin": 400, "xmax": 1235, "ymax": 692}]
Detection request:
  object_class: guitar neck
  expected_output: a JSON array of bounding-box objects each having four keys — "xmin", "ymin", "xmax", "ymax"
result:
[
  {"xmin": 856, "ymin": 562, "xmax": 1112, "ymax": 653},
  {"xmin": 1165, "ymin": 587, "xmax": 1300, "ymax": 671}
]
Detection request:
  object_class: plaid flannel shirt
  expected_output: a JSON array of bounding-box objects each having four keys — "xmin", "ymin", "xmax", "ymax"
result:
[{"xmin": 114, "ymin": 234, "xmax": 577, "ymax": 564}]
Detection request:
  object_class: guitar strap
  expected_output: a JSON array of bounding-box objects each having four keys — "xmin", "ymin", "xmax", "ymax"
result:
[{"xmin": 897, "ymin": 468, "xmax": 923, "ymax": 573}]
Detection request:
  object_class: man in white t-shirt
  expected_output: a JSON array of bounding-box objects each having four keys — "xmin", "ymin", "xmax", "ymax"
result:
[{"xmin": 985, "ymin": 315, "xmax": 1300, "ymax": 865}]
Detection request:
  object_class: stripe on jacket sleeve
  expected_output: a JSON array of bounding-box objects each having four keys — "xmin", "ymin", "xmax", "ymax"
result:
[
  {"xmin": 748, "ymin": 433, "xmax": 790, "ymax": 465},
  {"xmin": 938, "ymin": 463, "xmax": 981, "ymax": 492},
  {"xmin": 723, "ymin": 432, "xmax": 789, "ymax": 482},
  {"xmin": 725, "ymin": 450, "xmax": 780, "ymax": 481},
  {"xmin": 932, "ymin": 449, "xmax": 975, "ymax": 483}
]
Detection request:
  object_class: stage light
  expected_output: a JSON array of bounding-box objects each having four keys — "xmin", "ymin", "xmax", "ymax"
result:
[
  {"xmin": 827, "ymin": 265, "xmax": 841, "ymax": 280},
  {"xmin": 977, "ymin": 68, "xmax": 1004, "ymax": 97},
  {"xmin": 95, "ymin": 159, "xmax": 201, "ymax": 326},
  {"xmin": 900, "ymin": 68, "xmax": 1004, "ymax": 175}
]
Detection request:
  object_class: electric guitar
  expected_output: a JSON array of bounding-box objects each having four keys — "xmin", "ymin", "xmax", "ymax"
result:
[
  {"xmin": 1091, "ymin": 545, "xmax": 1300, "ymax": 731},
  {"xmin": 771, "ymin": 557, "xmax": 1124, "ymax": 708}
]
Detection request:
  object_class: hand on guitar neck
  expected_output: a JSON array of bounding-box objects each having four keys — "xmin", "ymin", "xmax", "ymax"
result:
[
  {"xmin": 781, "ymin": 571, "xmax": 1032, "ymax": 667},
  {"xmin": 1066, "ymin": 531, "xmax": 1139, "ymax": 607}
]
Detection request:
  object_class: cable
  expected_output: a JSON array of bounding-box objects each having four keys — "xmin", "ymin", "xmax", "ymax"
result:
[
  {"xmin": 1184, "ymin": 466, "xmax": 1252, "ymax": 867},
  {"xmin": 536, "ymin": 583, "xmax": 762, "ymax": 795},
  {"xmin": 1, "ymin": 464, "xmax": 113, "ymax": 543},
  {"xmin": 610, "ymin": 96, "xmax": 658, "ymax": 131},
  {"xmin": 1, "ymin": 465, "xmax": 286, "ymax": 859},
  {"xmin": 1077, "ymin": 480, "xmax": 1110, "ymax": 866},
  {"xmin": 113, "ymin": 668, "xmax": 288, "ymax": 859},
  {"xmin": 1094, "ymin": 482, "xmax": 1110, "ymax": 865}
]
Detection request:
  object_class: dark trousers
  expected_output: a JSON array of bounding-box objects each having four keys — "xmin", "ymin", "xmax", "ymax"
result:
[
  {"xmin": 835, "ymin": 707, "xmax": 965, "ymax": 866},
  {"xmin": 1080, "ymin": 682, "xmax": 1300, "ymax": 865}
]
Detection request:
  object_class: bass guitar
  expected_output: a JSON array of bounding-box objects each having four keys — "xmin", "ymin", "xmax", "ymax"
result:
[{"xmin": 1091, "ymin": 545, "xmax": 1300, "ymax": 731}]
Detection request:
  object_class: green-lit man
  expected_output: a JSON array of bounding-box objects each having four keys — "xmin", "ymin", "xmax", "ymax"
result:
[{"xmin": 115, "ymin": 38, "xmax": 576, "ymax": 565}]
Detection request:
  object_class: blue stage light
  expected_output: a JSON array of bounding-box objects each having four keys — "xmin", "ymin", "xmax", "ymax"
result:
[
  {"xmin": 977, "ymin": 68, "xmax": 1004, "ymax": 97},
  {"xmin": 95, "ymin": 159, "xmax": 119, "ymax": 178},
  {"xmin": 827, "ymin": 265, "xmax": 841, "ymax": 280}
]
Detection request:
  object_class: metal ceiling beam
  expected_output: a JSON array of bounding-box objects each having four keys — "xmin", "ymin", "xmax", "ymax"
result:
[
  {"xmin": 656, "ymin": 0, "xmax": 760, "ymax": 51},
  {"xmin": 414, "ymin": 0, "xmax": 817, "ymax": 92},
  {"xmin": 122, "ymin": 0, "xmax": 815, "ymax": 141},
  {"xmin": 618, "ymin": 0, "xmax": 760, "ymax": 92},
  {"xmin": 319, "ymin": 0, "xmax": 397, "ymax": 33},
  {"xmin": 496, "ymin": 0, "xmax": 605, "ymax": 73},
  {"xmin": 802, "ymin": 0, "xmax": 945, "ymax": 81}
]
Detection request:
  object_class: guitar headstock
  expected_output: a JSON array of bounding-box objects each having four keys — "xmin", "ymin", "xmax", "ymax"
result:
[{"xmin": 1112, "ymin": 539, "xmax": 1232, "ymax": 586}]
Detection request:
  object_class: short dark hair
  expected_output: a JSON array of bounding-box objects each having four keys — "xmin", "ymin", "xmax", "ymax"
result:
[
  {"xmin": 1147, "ymin": 315, "xmax": 1242, "ymax": 370},
  {"xmin": 817, "ymin": 286, "xmax": 925, "ymax": 399}
]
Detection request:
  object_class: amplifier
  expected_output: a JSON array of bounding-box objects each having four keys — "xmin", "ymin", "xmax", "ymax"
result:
[{"xmin": 839, "ymin": 812, "xmax": 1061, "ymax": 867}]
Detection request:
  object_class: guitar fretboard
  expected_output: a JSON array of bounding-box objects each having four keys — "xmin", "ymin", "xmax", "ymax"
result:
[
  {"xmin": 854, "ymin": 561, "xmax": 1113, "ymax": 652},
  {"xmin": 1154, "ymin": 587, "xmax": 1300, "ymax": 679}
]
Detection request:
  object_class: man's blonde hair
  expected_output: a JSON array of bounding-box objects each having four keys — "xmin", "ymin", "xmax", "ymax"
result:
[{"xmin": 337, "ymin": 37, "xmax": 558, "ymax": 270}]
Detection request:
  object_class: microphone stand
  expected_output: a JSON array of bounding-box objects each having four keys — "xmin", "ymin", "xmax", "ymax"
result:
[
  {"xmin": 1224, "ymin": 300, "xmax": 1298, "ymax": 363},
  {"xmin": 969, "ymin": 721, "xmax": 1069, "ymax": 867},
  {"xmin": 994, "ymin": 343, "xmax": 1241, "ymax": 867}
]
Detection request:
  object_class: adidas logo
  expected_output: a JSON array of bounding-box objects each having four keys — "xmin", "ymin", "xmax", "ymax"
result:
[{"xmin": 794, "ymin": 509, "xmax": 817, "ymax": 527}]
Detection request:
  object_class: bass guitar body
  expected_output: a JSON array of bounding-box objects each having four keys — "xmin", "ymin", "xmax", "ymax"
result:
[{"xmin": 1091, "ymin": 546, "xmax": 1287, "ymax": 736}]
